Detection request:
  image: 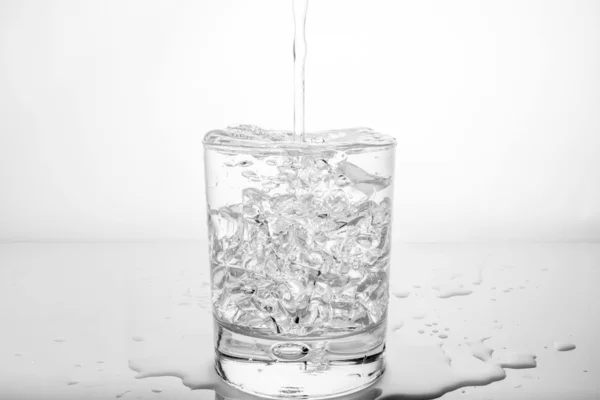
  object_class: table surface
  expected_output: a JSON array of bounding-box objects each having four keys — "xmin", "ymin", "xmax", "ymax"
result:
[{"xmin": 1, "ymin": 242, "xmax": 598, "ymax": 399}]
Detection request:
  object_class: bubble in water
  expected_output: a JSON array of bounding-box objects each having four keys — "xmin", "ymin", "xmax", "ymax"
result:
[
  {"xmin": 271, "ymin": 343, "xmax": 310, "ymax": 360},
  {"xmin": 418, "ymin": 330, "xmax": 425, "ymax": 334},
  {"xmin": 225, "ymin": 159, "xmax": 253, "ymax": 168},
  {"xmin": 438, "ymin": 334, "xmax": 448, "ymax": 339},
  {"xmin": 554, "ymin": 342, "xmax": 576, "ymax": 352},
  {"xmin": 241, "ymin": 170, "xmax": 258, "ymax": 179}
]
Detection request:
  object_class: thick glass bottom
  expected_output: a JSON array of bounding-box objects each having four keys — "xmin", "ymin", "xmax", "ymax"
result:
[{"xmin": 213, "ymin": 318, "xmax": 387, "ymax": 399}]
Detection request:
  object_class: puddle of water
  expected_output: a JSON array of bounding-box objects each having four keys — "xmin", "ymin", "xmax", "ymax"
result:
[{"xmin": 129, "ymin": 333, "xmax": 538, "ymax": 400}]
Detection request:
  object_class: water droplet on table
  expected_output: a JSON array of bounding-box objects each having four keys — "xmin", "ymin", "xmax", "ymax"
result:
[
  {"xmin": 392, "ymin": 291, "xmax": 410, "ymax": 299},
  {"xmin": 132, "ymin": 336, "xmax": 145, "ymax": 342},
  {"xmin": 67, "ymin": 381, "xmax": 79, "ymax": 386},
  {"xmin": 116, "ymin": 390, "xmax": 131, "ymax": 398},
  {"xmin": 472, "ymin": 266, "xmax": 484, "ymax": 285},
  {"xmin": 554, "ymin": 342, "xmax": 576, "ymax": 352},
  {"xmin": 435, "ymin": 287, "xmax": 473, "ymax": 299},
  {"xmin": 151, "ymin": 388, "xmax": 162, "ymax": 393}
]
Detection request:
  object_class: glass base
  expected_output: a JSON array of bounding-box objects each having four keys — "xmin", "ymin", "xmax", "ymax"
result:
[{"xmin": 213, "ymin": 318, "xmax": 387, "ymax": 399}]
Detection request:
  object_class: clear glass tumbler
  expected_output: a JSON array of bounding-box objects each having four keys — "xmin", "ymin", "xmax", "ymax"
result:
[{"xmin": 203, "ymin": 125, "xmax": 396, "ymax": 399}]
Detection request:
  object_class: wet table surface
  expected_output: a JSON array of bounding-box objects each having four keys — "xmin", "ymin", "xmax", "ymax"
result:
[{"xmin": 1, "ymin": 242, "xmax": 598, "ymax": 399}]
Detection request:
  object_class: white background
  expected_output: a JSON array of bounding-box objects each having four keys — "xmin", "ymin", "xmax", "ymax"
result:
[{"xmin": 1, "ymin": 0, "xmax": 599, "ymax": 243}]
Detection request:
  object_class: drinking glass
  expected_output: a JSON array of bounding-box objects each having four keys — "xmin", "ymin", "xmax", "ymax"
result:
[{"xmin": 203, "ymin": 126, "xmax": 396, "ymax": 398}]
